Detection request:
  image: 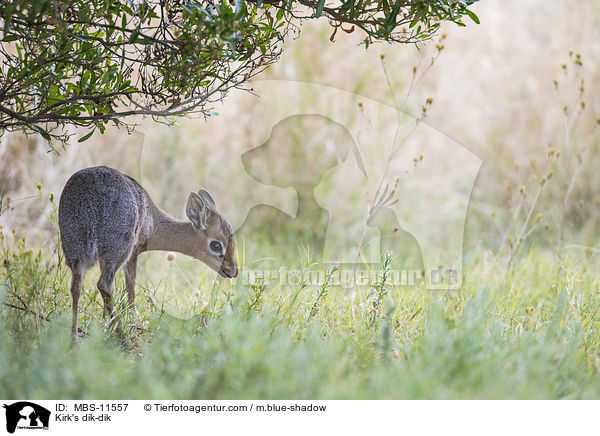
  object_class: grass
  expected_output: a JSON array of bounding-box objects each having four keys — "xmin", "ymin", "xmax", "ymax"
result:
[{"xmin": 2, "ymin": 231, "xmax": 600, "ymax": 399}]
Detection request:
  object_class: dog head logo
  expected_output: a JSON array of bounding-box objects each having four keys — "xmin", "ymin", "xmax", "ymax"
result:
[{"xmin": 3, "ymin": 402, "xmax": 50, "ymax": 433}]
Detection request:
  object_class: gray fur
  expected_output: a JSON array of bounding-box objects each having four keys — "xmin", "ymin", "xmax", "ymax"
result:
[
  {"xmin": 59, "ymin": 166, "xmax": 238, "ymax": 339},
  {"xmin": 59, "ymin": 166, "xmax": 150, "ymax": 272}
]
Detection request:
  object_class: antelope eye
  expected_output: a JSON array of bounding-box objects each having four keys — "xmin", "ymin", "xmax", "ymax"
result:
[{"xmin": 209, "ymin": 240, "xmax": 223, "ymax": 253}]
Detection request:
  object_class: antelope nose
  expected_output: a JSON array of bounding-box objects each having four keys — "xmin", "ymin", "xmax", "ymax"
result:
[
  {"xmin": 226, "ymin": 265, "xmax": 239, "ymax": 278},
  {"xmin": 219, "ymin": 263, "xmax": 238, "ymax": 279}
]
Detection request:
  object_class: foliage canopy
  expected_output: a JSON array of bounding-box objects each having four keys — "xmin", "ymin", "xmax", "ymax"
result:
[{"xmin": 0, "ymin": 0, "xmax": 479, "ymax": 143}]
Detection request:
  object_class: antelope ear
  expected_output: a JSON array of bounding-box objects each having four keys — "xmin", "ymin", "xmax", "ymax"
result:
[
  {"xmin": 198, "ymin": 189, "xmax": 215, "ymax": 207},
  {"xmin": 186, "ymin": 192, "xmax": 211, "ymax": 230}
]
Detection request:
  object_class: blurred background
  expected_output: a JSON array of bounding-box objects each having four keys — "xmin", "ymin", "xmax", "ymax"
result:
[{"xmin": 1, "ymin": 0, "xmax": 600, "ymax": 300}]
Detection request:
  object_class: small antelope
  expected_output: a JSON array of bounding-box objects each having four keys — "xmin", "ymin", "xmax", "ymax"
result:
[{"xmin": 58, "ymin": 166, "xmax": 238, "ymax": 337}]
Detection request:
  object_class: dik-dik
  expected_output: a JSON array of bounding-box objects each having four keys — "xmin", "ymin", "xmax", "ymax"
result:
[{"xmin": 58, "ymin": 166, "xmax": 238, "ymax": 337}]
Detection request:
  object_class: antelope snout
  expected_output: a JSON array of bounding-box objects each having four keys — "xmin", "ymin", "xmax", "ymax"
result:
[{"xmin": 219, "ymin": 261, "xmax": 238, "ymax": 279}]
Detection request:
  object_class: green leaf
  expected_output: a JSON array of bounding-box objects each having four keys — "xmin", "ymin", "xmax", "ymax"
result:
[
  {"xmin": 385, "ymin": 0, "xmax": 404, "ymax": 33},
  {"xmin": 77, "ymin": 130, "xmax": 95, "ymax": 142},
  {"xmin": 128, "ymin": 27, "xmax": 140, "ymax": 43},
  {"xmin": 316, "ymin": 0, "xmax": 326, "ymax": 18},
  {"xmin": 465, "ymin": 9, "xmax": 480, "ymax": 24},
  {"xmin": 2, "ymin": 34, "xmax": 19, "ymax": 42},
  {"xmin": 35, "ymin": 126, "xmax": 51, "ymax": 141}
]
